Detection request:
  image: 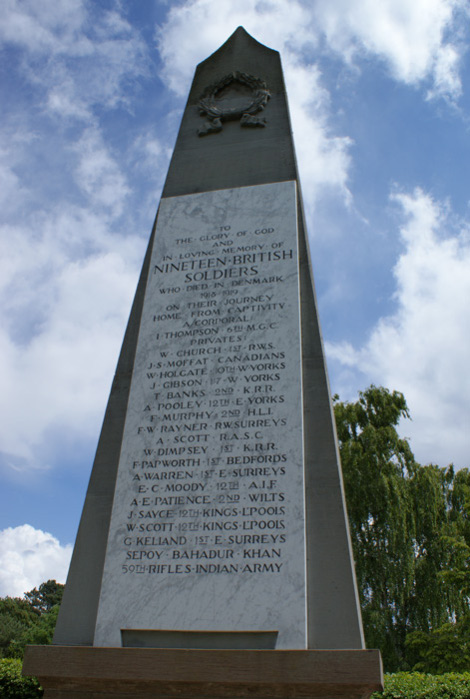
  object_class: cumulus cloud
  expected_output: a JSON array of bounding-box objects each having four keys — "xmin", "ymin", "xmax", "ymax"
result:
[
  {"xmin": 281, "ymin": 59, "xmax": 352, "ymax": 214},
  {"xmin": 327, "ymin": 188, "xmax": 470, "ymax": 468},
  {"xmin": 0, "ymin": 0, "xmax": 148, "ymax": 121},
  {"xmin": 0, "ymin": 205, "xmax": 144, "ymax": 470},
  {"xmin": 0, "ymin": 0, "xmax": 87, "ymax": 54},
  {"xmin": 0, "ymin": 525, "xmax": 72, "ymax": 597},
  {"xmin": 0, "ymin": 127, "xmax": 38, "ymax": 218},
  {"xmin": 312, "ymin": 0, "xmax": 467, "ymax": 100},
  {"xmin": 157, "ymin": 0, "xmax": 353, "ymax": 209},
  {"xmin": 156, "ymin": 0, "xmax": 468, "ymax": 219},
  {"xmin": 0, "ymin": 3, "xmax": 158, "ymax": 474},
  {"xmin": 156, "ymin": 0, "xmax": 315, "ymax": 95},
  {"xmin": 157, "ymin": 0, "xmax": 467, "ymax": 102},
  {"xmin": 74, "ymin": 128, "xmax": 131, "ymax": 216}
]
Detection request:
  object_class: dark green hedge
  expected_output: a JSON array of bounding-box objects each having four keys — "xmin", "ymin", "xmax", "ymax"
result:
[
  {"xmin": 0, "ymin": 659, "xmax": 42, "ymax": 698},
  {"xmin": 372, "ymin": 672, "xmax": 470, "ymax": 699}
]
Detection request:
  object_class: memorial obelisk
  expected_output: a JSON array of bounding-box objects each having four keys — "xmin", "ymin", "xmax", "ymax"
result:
[{"xmin": 24, "ymin": 28, "xmax": 382, "ymax": 698}]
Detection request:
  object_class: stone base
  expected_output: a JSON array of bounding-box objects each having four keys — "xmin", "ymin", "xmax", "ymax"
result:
[{"xmin": 23, "ymin": 646, "xmax": 383, "ymax": 699}]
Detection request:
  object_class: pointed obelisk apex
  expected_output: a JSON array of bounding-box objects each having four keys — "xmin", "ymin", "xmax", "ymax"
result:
[
  {"xmin": 211, "ymin": 25, "xmax": 268, "ymax": 54},
  {"xmin": 163, "ymin": 26, "xmax": 296, "ymax": 198},
  {"xmin": 24, "ymin": 27, "xmax": 382, "ymax": 699}
]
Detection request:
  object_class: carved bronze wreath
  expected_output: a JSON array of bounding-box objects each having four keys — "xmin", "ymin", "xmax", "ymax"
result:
[{"xmin": 197, "ymin": 71, "xmax": 271, "ymax": 136}]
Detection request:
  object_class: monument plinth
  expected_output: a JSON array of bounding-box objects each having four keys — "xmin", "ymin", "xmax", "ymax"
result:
[{"xmin": 23, "ymin": 27, "xmax": 383, "ymax": 698}]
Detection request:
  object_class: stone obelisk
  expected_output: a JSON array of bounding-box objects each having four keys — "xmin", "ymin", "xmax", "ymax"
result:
[{"xmin": 23, "ymin": 28, "xmax": 382, "ymax": 698}]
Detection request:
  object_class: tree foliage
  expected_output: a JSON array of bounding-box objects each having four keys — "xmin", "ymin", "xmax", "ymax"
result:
[
  {"xmin": 0, "ymin": 658, "xmax": 42, "ymax": 698},
  {"xmin": 0, "ymin": 581, "xmax": 63, "ymax": 659},
  {"xmin": 24, "ymin": 581, "xmax": 63, "ymax": 615},
  {"xmin": 335, "ymin": 386, "xmax": 470, "ymax": 672}
]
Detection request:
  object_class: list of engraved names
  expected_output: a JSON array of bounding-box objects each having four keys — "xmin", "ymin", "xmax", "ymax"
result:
[{"xmin": 94, "ymin": 182, "xmax": 307, "ymax": 648}]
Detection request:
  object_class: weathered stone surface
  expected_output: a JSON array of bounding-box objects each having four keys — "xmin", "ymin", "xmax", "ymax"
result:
[
  {"xmin": 94, "ymin": 181, "xmax": 306, "ymax": 648},
  {"xmin": 53, "ymin": 27, "xmax": 365, "ymax": 652}
]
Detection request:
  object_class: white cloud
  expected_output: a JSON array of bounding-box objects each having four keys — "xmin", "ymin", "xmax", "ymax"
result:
[
  {"xmin": 431, "ymin": 42, "xmax": 462, "ymax": 99},
  {"xmin": 155, "ymin": 0, "xmax": 468, "ymax": 223},
  {"xmin": 312, "ymin": 0, "xmax": 467, "ymax": 100},
  {"xmin": 327, "ymin": 188, "xmax": 470, "ymax": 468},
  {"xmin": 157, "ymin": 0, "xmax": 353, "ymax": 210},
  {"xmin": 0, "ymin": 207, "xmax": 143, "ymax": 470},
  {"xmin": 281, "ymin": 59, "xmax": 352, "ymax": 213},
  {"xmin": 156, "ymin": 0, "xmax": 315, "ymax": 96},
  {"xmin": 0, "ymin": 0, "xmax": 148, "ymax": 121},
  {"xmin": 46, "ymin": 76, "xmax": 92, "ymax": 121},
  {"xmin": 0, "ymin": 128, "xmax": 37, "ymax": 217},
  {"xmin": 0, "ymin": 0, "xmax": 87, "ymax": 54},
  {"xmin": 74, "ymin": 128, "xmax": 130, "ymax": 216},
  {"xmin": 0, "ymin": 162, "xmax": 21, "ymax": 210},
  {"xmin": 0, "ymin": 3, "xmax": 166, "ymax": 475},
  {"xmin": 0, "ymin": 525, "xmax": 72, "ymax": 597}
]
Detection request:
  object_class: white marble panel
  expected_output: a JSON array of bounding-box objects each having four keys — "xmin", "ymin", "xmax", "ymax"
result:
[{"xmin": 94, "ymin": 181, "xmax": 306, "ymax": 649}]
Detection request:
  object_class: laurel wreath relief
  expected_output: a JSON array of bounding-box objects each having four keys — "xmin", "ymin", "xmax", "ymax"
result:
[{"xmin": 197, "ymin": 72, "xmax": 271, "ymax": 136}]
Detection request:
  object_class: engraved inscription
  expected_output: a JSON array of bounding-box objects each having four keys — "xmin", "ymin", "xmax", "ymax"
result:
[{"xmin": 94, "ymin": 182, "xmax": 306, "ymax": 649}]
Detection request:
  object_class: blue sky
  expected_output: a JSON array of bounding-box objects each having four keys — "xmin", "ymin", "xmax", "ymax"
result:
[{"xmin": 1, "ymin": 0, "xmax": 470, "ymax": 596}]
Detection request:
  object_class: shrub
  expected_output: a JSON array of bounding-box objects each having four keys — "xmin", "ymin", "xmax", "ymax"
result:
[
  {"xmin": 371, "ymin": 672, "xmax": 470, "ymax": 699},
  {"xmin": 0, "ymin": 658, "xmax": 42, "ymax": 698}
]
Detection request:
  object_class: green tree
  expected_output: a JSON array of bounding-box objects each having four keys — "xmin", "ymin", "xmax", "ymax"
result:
[
  {"xmin": 334, "ymin": 386, "xmax": 470, "ymax": 672},
  {"xmin": 405, "ymin": 618, "xmax": 470, "ymax": 673},
  {"xmin": 444, "ymin": 467, "xmax": 470, "ymax": 608},
  {"xmin": 22, "ymin": 606, "xmax": 60, "ymax": 648},
  {"xmin": 24, "ymin": 581, "xmax": 64, "ymax": 615},
  {"xmin": 405, "ymin": 467, "xmax": 470, "ymax": 673},
  {"xmin": 0, "ymin": 598, "xmax": 39, "ymax": 658},
  {"xmin": 334, "ymin": 386, "xmax": 417, "ymax": 670},
  {"xmin": 407, "ymin": 465, "xmax": 457, "ymax": 631},
  {"xmin": 0, "ymin": 581, "xmax": 63, "ymax": 659}
]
